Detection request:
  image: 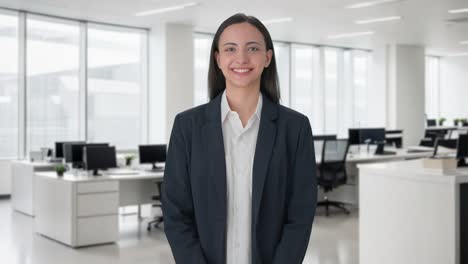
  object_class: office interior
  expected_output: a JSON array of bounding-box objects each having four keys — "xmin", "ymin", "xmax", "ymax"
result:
[{"xmin": 1, "ymin": 0, "xmax": 468, "ymax": 263}]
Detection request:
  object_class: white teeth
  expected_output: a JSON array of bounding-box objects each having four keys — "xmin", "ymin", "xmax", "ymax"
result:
[{"xmin": 233, "ymin": 69, "xmax": 250, "ymax": 73}]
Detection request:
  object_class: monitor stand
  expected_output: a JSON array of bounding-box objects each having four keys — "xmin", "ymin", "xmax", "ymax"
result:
[
  {"xmin": 458, "ymin": 158, "xmax": 468, "ymax": 167},
  {"xmin": 150, "ymin": 163, "xmax": 164, "ymax": 171},
  {"xmin": 92, "ymin": 169, "xmax": 101, "ymax": 176}
]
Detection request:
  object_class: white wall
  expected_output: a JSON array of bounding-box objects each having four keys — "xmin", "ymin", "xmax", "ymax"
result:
[
  {"xmin": 165, "ymin": 24, "xmax": 194, "ymax": 141},
  {"xmin": 440, "ymin": 57, "xmax": 468, "ymax": 120},
  {"xmin": 368, "ymin": 43, "xmax": 387, "ymax": 127},
  {"xmin": 148, "ymin": 23, "xmax": 195, "ymax": 143},
  {"xmin": 0, "ymin": 160, "xmax": 12, "ymax": 195},
  {"xmin": 148, "ymin": 25, "xmax": 167, "ymax": 144},
  {"xmin": 387, "ymin": 44, "xmax": 425, "ymax": 146}
]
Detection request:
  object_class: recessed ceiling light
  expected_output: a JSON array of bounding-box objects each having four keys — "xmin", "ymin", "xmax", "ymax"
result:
[
  {"xmin": 262, "ymin": 17, "xmax": 293, "ymax": 25},
  {"xmin": 448, "ymin": 8, "xmax": 468, "ymax": 14},
  {"xmin": 328, "ymin": 31, "xmax": 375, "ymax": 39},
  {"xmin": 447, "ymin": 52, "xmax": 468, "ymax": 57},
  {"xmin": 460, "ymin": 40, "xmax": 468, "ymax": 45},
  {"xmin": 346, "ymin": 0, "xmax": 404, "ymax": 9},
  {"xmin": 355, "ymin": 16, "xmax": 402, "ymax": 24},
  {"xmin": 135, "ymin": 2, "xmax": 198, "ymax": 16}
]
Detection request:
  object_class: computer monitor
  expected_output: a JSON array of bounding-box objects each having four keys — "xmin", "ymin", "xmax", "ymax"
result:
[
  {"xmin": 360, "ymin": 128, "xmax": 386, "ymax": 144},
  {"xmin": 84, "ymin": 146, "xmax": 117, "ymax": 176},
  {"xmin": 457, "ymin": 134, "xmax": 468, "ymax": 167},
  {"xmin": 348, "ymin": 129, "xmax": 361, "ymax": 145},
  {"xmin": 427, "ymin": 119, "xmax": 437, "ymax": 127},
  {"xmin": 64, "ymin": 142, "xmax": 108, "ymax": 168},
  {"xmin": 55, "ymin": 141, "xmax": 85, "ymax": 158},
  {"xmin": 348, "ymin": 128, "xmax": 386, "ymax": 145},
  {"xmin": 433, "ymin": 138, "xmax": 458, "ymax": 157},
  {"xmin": 139, "ymin": 144, "xmax": 167, "ymax": 170}
]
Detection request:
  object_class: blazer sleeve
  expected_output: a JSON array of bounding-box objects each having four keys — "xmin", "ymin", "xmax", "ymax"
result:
[
  {"xmin": 272, "ymin": 116, "xmax": 317, "ymax": 264},
  {"xmin": 162, "ymin": 115, "xmax": 208, "ymax": 264}
]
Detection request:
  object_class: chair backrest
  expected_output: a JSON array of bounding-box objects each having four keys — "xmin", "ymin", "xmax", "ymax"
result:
[
  {"xmin": 314, "ymin": 140, "xmax": 324, "ymax": 159},
  {"xmin": 322, "ymin": 139, "xmax": 349, "ymax": 163},
  {"xmin": 318, "ymin": 139, "xmax": 350, "ymax": 189}
]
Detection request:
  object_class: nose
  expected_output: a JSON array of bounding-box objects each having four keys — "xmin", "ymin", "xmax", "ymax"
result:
[{"xmin": 235, "ymin": 49, "xmax": 249, "ymax": 64}]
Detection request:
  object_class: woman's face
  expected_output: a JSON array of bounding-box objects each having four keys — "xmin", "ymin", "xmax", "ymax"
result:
[{"xmin": 215, "ymin": 22, "xmax": 272, "ymax": 91}]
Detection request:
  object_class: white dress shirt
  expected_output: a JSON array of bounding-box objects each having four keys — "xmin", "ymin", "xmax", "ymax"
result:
[{"xmin": 221, "ymin": 91, "xmax": 262, "ymax": 264}]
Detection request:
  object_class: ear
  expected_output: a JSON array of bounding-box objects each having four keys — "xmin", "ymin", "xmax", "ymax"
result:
[
  {"xmin": 215, "ymin": 51, "xmax": 221, "ymax": 68},
  {"xmin": 265, "ymin": 49, "xmax": 273, "ymax": 68}
]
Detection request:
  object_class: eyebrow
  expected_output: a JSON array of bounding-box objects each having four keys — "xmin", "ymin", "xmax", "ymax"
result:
[{"xmin": 222, "ymin": 41, "xmax": 262, "ymax": 46}]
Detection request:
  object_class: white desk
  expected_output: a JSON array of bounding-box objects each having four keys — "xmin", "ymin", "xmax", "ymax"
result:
[
  {"xmin": 316, "ymin": 147, "xmax": 436, "ymax": 165},
  {"xmin": 11, "ymin": 160, "xmax": 57, "ymax": 216},
  {"xmin": 34, "ymin": 171, "xmax": 163, "ymax": 248},
  {"xmin": 315, "ymin": 147, "xmax": 452, "ymax": 205},
  {"xmin": 358, "ymin": 159, "xmax": 468, "ymax": 264}
]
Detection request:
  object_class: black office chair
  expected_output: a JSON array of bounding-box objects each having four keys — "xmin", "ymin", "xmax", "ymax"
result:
[
  {"xmin": 317, "ymin": 139, "xmax": 350, "ymax": 216},
  {"xmin": 147, "ymin": 182, "xmax": 163, "ymax": 231},
  {"xmin": 419, "ymin": 129, "xmax": 447, "ymax": 147}
]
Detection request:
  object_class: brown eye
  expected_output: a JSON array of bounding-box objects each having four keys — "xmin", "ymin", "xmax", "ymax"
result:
[
  {"xmin": 248, "ymin": 46, "xmax": 260, "ymax": 52},
  {"xmin": 225, "ymin": 47, "xmax": 236, "ymax": 52}
]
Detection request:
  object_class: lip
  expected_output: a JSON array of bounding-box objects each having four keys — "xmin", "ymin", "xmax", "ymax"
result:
[{"xmin": 231, "ymin": 68, "xmax": 253, "ymax": 76}]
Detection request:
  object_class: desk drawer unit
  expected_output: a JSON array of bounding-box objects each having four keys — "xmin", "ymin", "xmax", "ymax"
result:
[
  {"xmin": 77, "ymin": 215, "xmax": 118, "ymax": 246},
  {"xmin": 74, "ymin": 180, "xmax": 119, "ymax": 247},
  {"xmin": 77, "ymin": 192, "xmax": 119, "ymax": 217}
]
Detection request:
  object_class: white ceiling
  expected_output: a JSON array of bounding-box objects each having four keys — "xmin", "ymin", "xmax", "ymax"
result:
[{"xmin": 1, "ymin": 0, "xmax": 468, "ymax": 55}]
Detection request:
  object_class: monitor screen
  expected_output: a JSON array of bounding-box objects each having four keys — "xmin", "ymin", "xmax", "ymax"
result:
[
  {"xmin": 360, "ymin": 128, "xmax": 385, "ymax": 144},
  {"xmin": 457, "ymin": 134, "xmax": 468, "ymax": 159},
  {"xmin": 139, "ymin": 144, "xmax": 167, "ymax": 164},
  {"xmin": 64, "ymin": 142, "xmax": 108, "ymax": 166},
  {"xmin": 84, "ymin": 146, "xmax": 117, "ymax": 174},
  {"xmin": 348, "ymin": 129, "xmax": 361, "ymax": 145},
  {"xmin": 55, "ymin": 141, "xmax": 85, "ymax": 158}
]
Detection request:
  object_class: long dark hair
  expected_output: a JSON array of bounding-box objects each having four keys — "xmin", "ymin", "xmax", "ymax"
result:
[{"xmin": 208, "ymin": 13, "xmax": 280, "ymax": 104}]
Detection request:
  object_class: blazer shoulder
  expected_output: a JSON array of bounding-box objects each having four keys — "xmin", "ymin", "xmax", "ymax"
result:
[
  {"xmin": 277, "ymin": 104, "xmax": 309, "ymax": 126},
  {"xmin": 174, "ymin": 103, "xmax": 211, "ymax": 129}
]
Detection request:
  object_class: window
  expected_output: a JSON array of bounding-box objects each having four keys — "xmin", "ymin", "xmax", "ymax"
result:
[
  {"xmin": 273, "ymin": 42, "xmax": 290, "ymax": 106},
  {"xmin": 193, "ymin": 34, "xmax": 212, "ymax": 106},
  {"xmin": 0, "ymin": 12, "xmax": 18, "ymax": 157},
  {"xmin": 87, "ymin": 24, "xmax": 147, "ymax": 149},
  {"xmin": 26, "ymin": 15, "xmax": 81, "ymax": 152},
  {"xmin": 291, "ymin": 45, "xmax": 323, "ymax": 133}
]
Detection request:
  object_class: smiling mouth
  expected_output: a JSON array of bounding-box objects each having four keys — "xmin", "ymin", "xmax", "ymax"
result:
[{"xmin": 232, "ymin": 68, "xmax": 252, "ymax": 73}]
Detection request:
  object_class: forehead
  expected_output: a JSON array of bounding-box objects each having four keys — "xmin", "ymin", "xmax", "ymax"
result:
[{"xmin": 218, "ymin": 22, "xmax": 266, "ymax": 46}]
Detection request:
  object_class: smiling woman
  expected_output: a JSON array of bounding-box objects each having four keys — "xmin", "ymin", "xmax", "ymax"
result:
[{"xmin": 162, "ymin": 13, "xmax": 317, "ymax": 264}]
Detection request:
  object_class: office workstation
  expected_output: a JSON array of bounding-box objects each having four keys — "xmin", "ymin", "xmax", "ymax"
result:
[{"xmin": 1, "ymin": 0, "xmax": 468, "ymax": 263}]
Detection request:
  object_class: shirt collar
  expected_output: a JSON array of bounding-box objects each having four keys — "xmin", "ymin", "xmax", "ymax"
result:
[{"xmin": 221, "ymin": 90, "xmax": 263, "ymax": 123}]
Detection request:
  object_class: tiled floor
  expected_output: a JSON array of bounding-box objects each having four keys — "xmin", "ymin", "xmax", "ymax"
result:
[{"xmin": 0, "ymin": 198, "xmax": 358, "ymax": 264}]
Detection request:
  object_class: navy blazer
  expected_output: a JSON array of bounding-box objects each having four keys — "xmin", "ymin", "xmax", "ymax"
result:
[{"xmin": 162, "ymin": 93, "xmax": 317, "ymax": 264}]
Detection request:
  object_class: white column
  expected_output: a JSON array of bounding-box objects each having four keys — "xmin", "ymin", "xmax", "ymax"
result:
[
  {"xmin": 386, "ymin": 44, "xmax": 425, "ymax": 147},
  {"xmin": 148, "ymin": 23, "xmax": 194, "ymax": 143}
]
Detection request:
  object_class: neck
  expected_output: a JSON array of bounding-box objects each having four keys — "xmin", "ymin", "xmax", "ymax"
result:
[{"xmin": 225, "ymin": 86, "xmax": 260, "ymax": 127}]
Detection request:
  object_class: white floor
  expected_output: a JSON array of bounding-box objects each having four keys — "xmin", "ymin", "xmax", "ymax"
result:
[{"xmin": 0, "ymin": 198, "xmax": 358, "ymax": 264}]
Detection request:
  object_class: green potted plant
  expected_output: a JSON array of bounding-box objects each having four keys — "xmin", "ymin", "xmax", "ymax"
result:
[
  {"xmin": 438, "ymin": 117, "xmax": 446, "ymax": 126},
  {"xmin": 124, "ymin": 154, "xmax": 135, "ymax": 167},
  {"xmin": 454, "ymin": 118, "xmax": 460, "ymax": 126},
  {"xmin": 55, "ymin": 164, "xmax": 66, "ymax": 177}
]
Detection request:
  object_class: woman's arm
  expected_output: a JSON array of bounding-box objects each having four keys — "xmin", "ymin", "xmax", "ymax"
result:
[
  {"xmin": 162, "ymin": 115, "xmax": 208, "ymax": 264},
  {"xmin": 272, "ymin": 115, "xmax": 317, "ymax": 264}
]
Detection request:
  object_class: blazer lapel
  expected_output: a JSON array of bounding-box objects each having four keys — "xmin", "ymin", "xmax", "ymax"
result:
[
  {"xmin": 203, "ymin": 94, "xmax": 227, "ymax": 219},
  {"xmin": 252, "ymin": 94, "xmax": 278, "ymax": 226}
]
